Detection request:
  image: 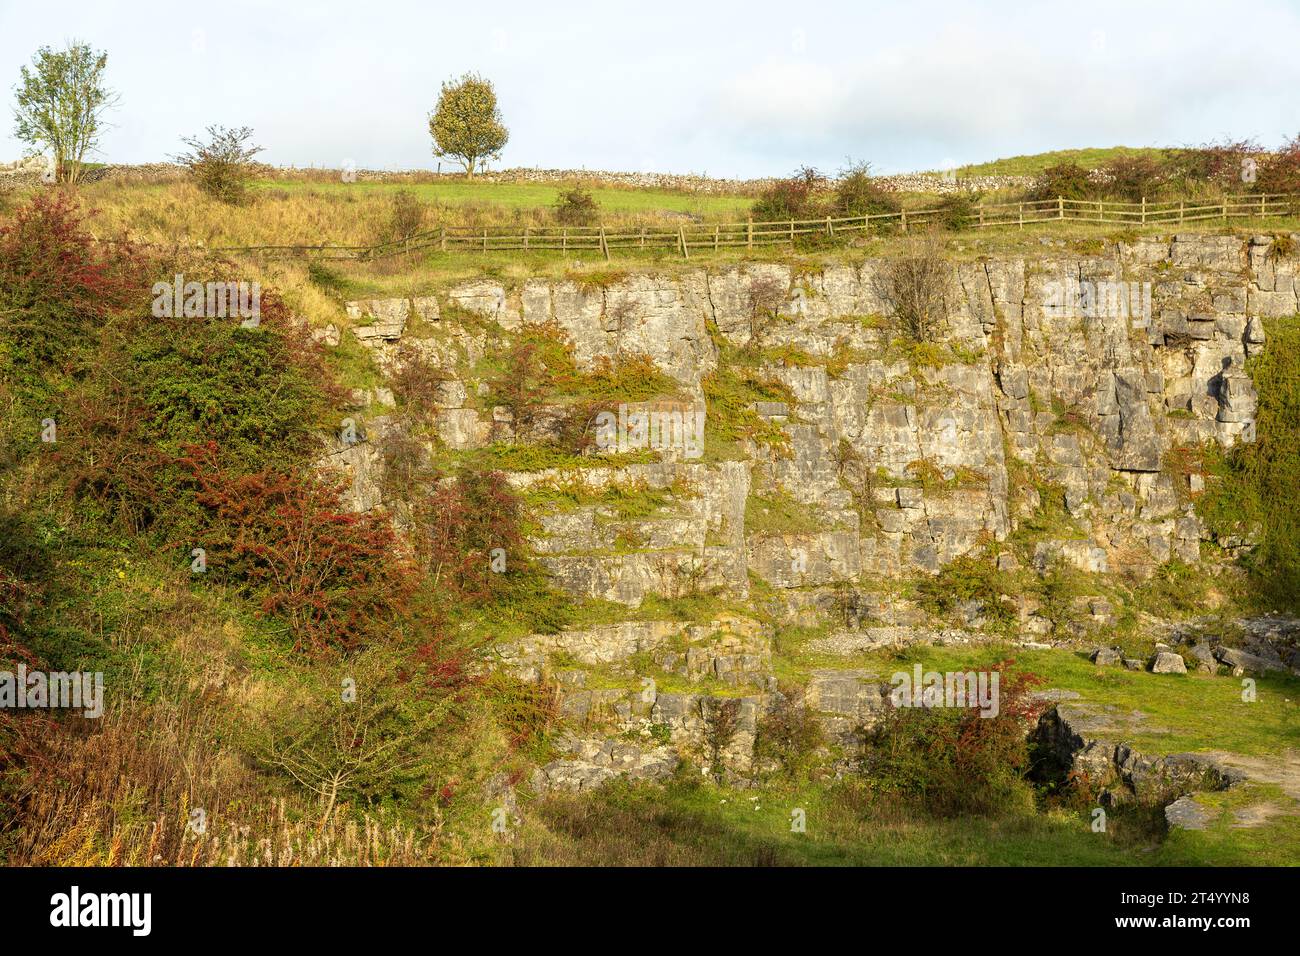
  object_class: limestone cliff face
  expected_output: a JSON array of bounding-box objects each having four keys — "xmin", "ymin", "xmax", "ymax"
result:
[
  {"xmin": 338, "ymin": 234, "xmax": 1278, "ymax": 591},
  {"xmin": 324, "ymin": 233, "xmax": 1289, "ymax": 788}
]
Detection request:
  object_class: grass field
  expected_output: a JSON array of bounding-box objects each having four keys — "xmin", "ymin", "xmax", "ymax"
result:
[
  {"xmin": 512, "ymin": 778, "xmax": 1140, "ymax": 866},
  {"xmin": 285, "ymin": 212, "xmax": 1300, "ymax": 301},
  {"xmin": 23, "ymin": 144, "xmax": 1289, "ymax": 279},
  {"xmin": 256, "ymin": 178, "xmax": 757, "ymax": 218},
  {"xmin": 777, "ymin": 642, "xmax": 1300, "ymax": 758},
  {"xmin": 63, "ymin": 176, "xmax": 759, "ymax": 256},
  {"xmin": 954, "ymin": 146, "xmax": 1180, "ymax": 177}
]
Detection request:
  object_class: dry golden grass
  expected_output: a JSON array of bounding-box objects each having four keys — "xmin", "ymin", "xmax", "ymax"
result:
[
  {"xmin": 0, "ymin": 642, "xmax": 476, "ymax": 866},
  {"xmin": 67, "ymin": 176, "xmax": 748, "ymax": 254},
  {"xmin": 78, "ymin": 180, "xmax": 401, "ymax": 250},
  {"xmin": 0, "ymin": 566, "xmax": 501, "ymax": 866}
]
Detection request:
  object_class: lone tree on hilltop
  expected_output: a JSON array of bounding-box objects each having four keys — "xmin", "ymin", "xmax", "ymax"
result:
[
  {"xmin": 12, "ymin": 41, "xmax": 118, "ymax": 184},
  {"xmin": 428, "ymin": 72, "xmax": 508, "ymax": 179}
]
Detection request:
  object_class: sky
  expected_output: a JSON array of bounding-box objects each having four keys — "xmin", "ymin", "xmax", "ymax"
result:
[{"xmin": 2, "ymin": 0, "xmax": 1298, "ymax": 179}]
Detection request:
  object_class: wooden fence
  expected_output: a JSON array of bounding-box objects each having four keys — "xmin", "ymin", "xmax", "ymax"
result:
[{"xmin": 216, "ymin": 193, "xmax": 1298, "ymax": 262}]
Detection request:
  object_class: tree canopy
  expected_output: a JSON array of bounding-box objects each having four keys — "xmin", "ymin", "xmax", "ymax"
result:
[
  {"xmin": 12, "ymin": 41, "xmax": 117, "ymax": 184},
  {"xmin": 428, "ymin": 72, "xmax": 508, "ymax": 178}
]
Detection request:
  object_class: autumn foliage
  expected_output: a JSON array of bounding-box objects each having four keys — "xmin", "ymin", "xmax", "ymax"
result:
[
  {"xmin": 179, "ymin": 442, "xmax": 413, "ymax": 655},
  {"xmin": 423, "ymin": 468, "xmax": 524, "ymax": 604},
  {"xmin": 863, "ymin": 662, "xmax": 1047, "ymax": 817}
]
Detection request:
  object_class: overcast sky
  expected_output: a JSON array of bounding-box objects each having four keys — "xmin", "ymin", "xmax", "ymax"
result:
[{"xmin": 2, "ymin": 0, "xmax": 1298, "ymax": 178}]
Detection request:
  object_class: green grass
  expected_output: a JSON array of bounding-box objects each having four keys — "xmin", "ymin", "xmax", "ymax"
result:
[
  {"xmin": 786, "ymin": 643, "xmax": 1300, "ymax": 758},
  {"xmin": 1158, "ymin": 784, "xmax": 1300, "ymax": 865},
  {"xmin": 256, "ymin": 213, "xmax": 1300, "ymax": 300},
  {"xmin": 1201, "ymin": 315, "xmax": 1300, "ymax": 612},
  {"xmin": 744, "ymin": 489, "xmax": 825, "ymax": 536},
  {"xmin": 523, "ymin": 478, "xmax": 692, "ymax": 518},
  {"xmin": 575, "ymin": 658, "xmax": 762, "ymax": 699},
  {"xmin": 953, "ymin": 146, "xmax": 1179, "ymax": 178},
  {"xmin": 253, "ymin": 177, "xmax": 756, "ymax": 220},
  {"xmin": 514, "ymin": 775, "xmax": 1192, "ymax": 866}
]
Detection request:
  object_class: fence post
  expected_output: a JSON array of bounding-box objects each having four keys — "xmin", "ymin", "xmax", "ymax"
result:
[
  {"xmin": 1058, "ymin": 196, "xmax": 1063, "ymax": 220},
  {"xmin": 747, "ymin": 218, "xmax": 753, "ymax": 250},
  {"xmin": 826, "ymin": 215, "xmax": 833, "ymax": 237},
  {"xmin": 523, "ymin": 227, "xmax": 529, "ymax": 251},
  {"xmin": 562, "ymin": 228, "xmax": 568, "ymax": 252},
  {"xmin": 789, "ymin": 219, "xmax": 795, "ymax": 245},
  {"xmin": 482, "ymin": 229, "xmax": 487, "ymax": 252},
  {"xmin": 440, "ymin": 226, "xmax": 446, "ymax": 252},
  {"xmin": 1141, "ymin": 196, "xmax": 1146, "ymax": 225},
  {"xmin": 978, "ymin": 205, "xmax": 984, "ymax": 228},
  {"xmin": 1179, "ymin": 201, "xmax": 1184, "ymax": 225},
  {"xmin": 901, "ymin": 209, "xmax": 908, "ymax": 233},
  {"xmin": 1018, "ymin": 203, "xmax": 1023, "ymax": 229},
  {"xmin": 640, "ymin": 226, "xmax": 646, "ymax": 248},
  {"xmin": 714, "ymin": 225, "xmax": 719, "ymax": 251},
  {"xmin": 679, "ymin": 226, "xmax": 690, "ymax": 259},
  {"xmin": 600, "ymin": 226, "xmax": 610, "ymax": 261},
  {"xmin": 1223, "ymin": 199, "xmax": 1228, "ymax": 222}
]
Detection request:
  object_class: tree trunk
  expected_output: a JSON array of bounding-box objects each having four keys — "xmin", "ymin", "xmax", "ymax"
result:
[{"xmin": 318, "ymin": 775, "xmax": 342, "ymax": 832}]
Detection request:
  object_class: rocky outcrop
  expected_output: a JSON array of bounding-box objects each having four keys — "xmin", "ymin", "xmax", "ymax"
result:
[
  {"xmin": 341, "ymin": 233, "xmax": 1275, "ymax": 603},
  {"xmin": 1166, "ymin": 616, "xmax": 1300, "ymax": 676},
  {"xmin": 329, "ymin": 233, "xmax": 1289, "ymax": 790},
  {"xmin": 1035, "ymin": 701, "xmax": 1245, "ymax": 805}
]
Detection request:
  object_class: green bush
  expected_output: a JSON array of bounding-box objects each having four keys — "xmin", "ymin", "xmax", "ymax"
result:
[
  {"xmin": 934, "ymin": 193, "xmax": 977, "ymax": 230},
  {"xmin": 752, "ymin": 166, "xmax": 825, "ymax": 221},
  {"xmin": 1028, "ymin": 162, "xmax": 1094, "ymax": 202},
  {"xmin": 55, "ymin": 290, "xmax": 336, "ymax": 538},
  {"xmin": 1100, "ymin": 155, "xmax": 1168, "ymax": 202},
  {"xmin": 1166, "ymin": 139, "xmax": 1261, "ymax": 191},
  {"xmin": 914, "ymin": 555, "xmax": 1016, "ymax": 632},
  {"xmin": 753, "ymin": 695, "xmax": 824, "ymax": 779},
  {"xmin": 1257, "ymin": 134, "xmax": 1300, "ymax": 195},
  {"xmin": 387, "ymin": 189, "xmax": 426, "ymax": 241},
  {"xmin": 833, "ymin": 161, "xmax": 900, "ymax": 219},
  {"xmin": 173, "ymin": 125, "xmax": 263, "ymax": 204},
  {"xmin": 862, "ymin": 665, "xmax": 1044, "ymax": 817},
  {"xmin": 1202, "ymin": 316, "xmax": 1300, "ymax": 610},
  {"xmin": 0, "ymin": 192, "xmax": 147, "ymax": 397},
  {"xmin": 553, "ymin": 185, "xmax": 599, "ymax": 226}
]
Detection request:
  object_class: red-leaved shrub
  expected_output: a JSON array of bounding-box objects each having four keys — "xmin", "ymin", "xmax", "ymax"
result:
[
  {"xmin": 179, "ymin": 442, "xmax": 414, "ymax": 655},
  {"xmin": 0, "ymin": 192, "xmax": 149, "ymax": 371},
  {"xmin": 423, "ymin": 468, "xmax": 524, "ymax": 604},
  {"xmin": 1258, "ymin": 134, "xmax": 1300, "ymax": 195}
]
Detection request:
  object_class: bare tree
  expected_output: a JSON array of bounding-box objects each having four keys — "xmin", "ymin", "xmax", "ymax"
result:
[
  {"xmin": 875, "ymin": 231, "xmax": 952, "ymax": 342},
  {"xmin": 747, "ymin": 274, "xmax": 789, "ymax": 346},
  {"xmin": 701, "ymin": 697, "xmax": 741, "ymax": 781}
]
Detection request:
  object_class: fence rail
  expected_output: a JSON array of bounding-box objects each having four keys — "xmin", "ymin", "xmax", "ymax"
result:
[{"xmin": 214, "ymin": 193, "xmax": 1299, "ymax": 262}]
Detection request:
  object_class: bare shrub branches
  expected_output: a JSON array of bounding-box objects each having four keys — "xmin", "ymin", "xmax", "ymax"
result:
[{"xmin": 875, "ymin": 231, "xmax": 952, "ymax": 342}]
